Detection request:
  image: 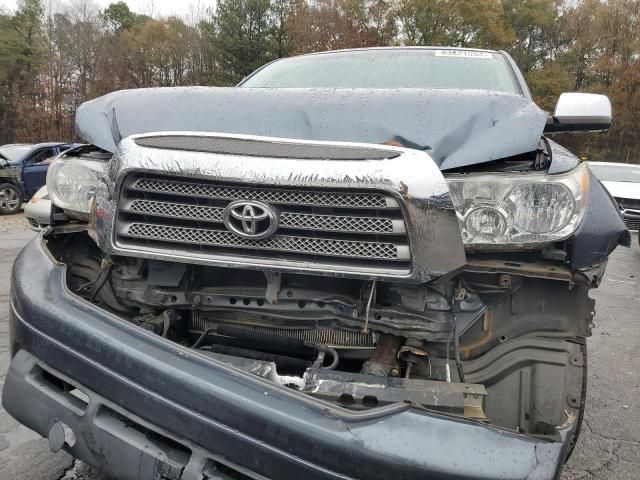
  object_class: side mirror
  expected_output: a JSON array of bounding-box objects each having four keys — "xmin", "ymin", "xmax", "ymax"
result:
[{"xmin": 544, "ymin": 92, "xmax": 612, "ymax": 133}]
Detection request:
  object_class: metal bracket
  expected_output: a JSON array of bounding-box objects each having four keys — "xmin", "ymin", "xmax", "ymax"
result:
[{"xmin": 264, "ymin": 271, "xmax": 282, "ymax": 305}]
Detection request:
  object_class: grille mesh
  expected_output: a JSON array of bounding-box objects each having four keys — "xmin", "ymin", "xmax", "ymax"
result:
[
  {"xmin": 280, "ymin": 212, "xmax": 394, "ymax": 233},
  {"xmin": 131, "ymin": 177, "xmax": 388, "ymax": 208},
  {"xmin": 129, "ymin": 199, "xmax": 224, "ymax": 221},
  {"xmin": 117, "ymin": 173, "xmax": 411, "ymax": 271},
  {"xmin": 124, "ymin": 223, "xmax": 400, "ymax": 260},
  {"xmin": 135, "ymin": 135, "xmax": 400, "ymax": 160},
  {"xmin": 125, "ymin": 199, "xmax": 397, "ymax": 233}
]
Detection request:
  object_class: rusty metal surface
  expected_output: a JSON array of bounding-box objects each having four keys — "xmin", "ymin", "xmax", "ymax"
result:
[
  {"xmin": 466, "ymin": 258, "xmax": 575, "ymax": 281},
  {"xmin": 304, "ymin": 368, "xmax": 487, "ymax": 417},
  {"xmin": 361, "ymin": 334, "xmax": 402, "ymax": 377}
]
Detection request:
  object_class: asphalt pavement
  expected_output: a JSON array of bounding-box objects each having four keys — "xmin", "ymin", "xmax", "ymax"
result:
[{"xmin": 0, "ymin": 212, "xmax": 638, "ymax": 479}]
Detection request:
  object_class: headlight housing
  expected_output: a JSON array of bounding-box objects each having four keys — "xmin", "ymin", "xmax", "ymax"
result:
[
  {"xmin": 47, "ymin": 156, "xmax": 105, "ymax": 218},
  {"xmin": 446, "ymin": 164, "xmax": 589, "ymax": 248}
]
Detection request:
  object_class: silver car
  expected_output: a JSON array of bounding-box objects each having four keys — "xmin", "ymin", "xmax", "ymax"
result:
[
  {"xmin": 588, "ymin": 161, "xmax": 640, "ymax": 231},
  {"xmin": 24, "ymin": 185, "xmax": 51, "ymax": 230}
]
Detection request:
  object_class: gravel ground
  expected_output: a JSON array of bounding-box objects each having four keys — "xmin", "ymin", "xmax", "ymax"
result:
[
  {"xmin": 0, "ymin": 208, "xmax": 29, "ymax": 233},
  {"xmin": 0, "ymin": 211, "xmax": 638, "ymax": 479}
]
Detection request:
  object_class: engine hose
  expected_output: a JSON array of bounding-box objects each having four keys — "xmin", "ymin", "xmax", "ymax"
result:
[
  {"xmin": 216, "ymin": 324, "xmax": 319, "ymax": 360},
  {"xmin": 453, "ymin": 314, "xmax": 466, "ymax": 383},
  {"xmin": 192, "ymin": 332, "xmax": 317, "ymax": 363},
  {"xmin": 323, "ymin": 347, "xmax": 339, "ymax": 370},
  {"xmin": 202, "ymin": 344, "xmax": 312, "ymax": 372}
]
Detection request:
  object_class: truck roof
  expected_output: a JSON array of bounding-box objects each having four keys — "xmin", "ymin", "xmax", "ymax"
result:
[{"xmin": 297, "ymin": 46, "xmax": 502, "ymax": 58}]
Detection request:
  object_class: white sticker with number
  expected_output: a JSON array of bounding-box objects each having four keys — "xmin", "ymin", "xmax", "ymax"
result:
[{"xmin": 435, "ymin": 50, "xmax": 493, "ymax": 59}]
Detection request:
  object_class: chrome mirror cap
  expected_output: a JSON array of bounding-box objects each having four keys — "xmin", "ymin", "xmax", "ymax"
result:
[{"xmin": 547, "ymin": 92, "xmax": 612, "ymax": 132}]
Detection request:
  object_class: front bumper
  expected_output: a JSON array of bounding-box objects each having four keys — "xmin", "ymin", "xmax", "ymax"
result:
[
  {"xmin": 24, "ymin": 198, "xmax": 51, "ymax": 231},
  {"xmin": 3, "ymin": 234, "xmax": 568, "ymax": 480},
  {"xmin": 621, "ymin": 209, "xmax": 640, "ymax": 231}
]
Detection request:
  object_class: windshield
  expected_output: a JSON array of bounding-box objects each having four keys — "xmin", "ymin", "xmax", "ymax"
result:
[
  {"xmin": 0, "ymin": 145, "xmax": 33, "ymax": 162},
  {"xmin": 241, "ymin": 49, "xmax": 521, "ymax": 94},
  {"xmin": 589, "ymin": 163, "xmax": 640, "ymax": 183}
]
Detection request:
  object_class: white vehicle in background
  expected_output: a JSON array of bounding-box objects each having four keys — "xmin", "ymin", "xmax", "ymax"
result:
[
  {"xmin": 24, "ymin": 185, "xmax": 51, "ymax": 231},
  {"xmin": 588, "ymin": 161, "xmax": 640, "ymax": 231}
]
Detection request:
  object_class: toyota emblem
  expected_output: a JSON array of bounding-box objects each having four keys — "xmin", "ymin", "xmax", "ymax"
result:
[{"xmin": 223, "ymin": 200, "xmax": 279, "ymax": 240}]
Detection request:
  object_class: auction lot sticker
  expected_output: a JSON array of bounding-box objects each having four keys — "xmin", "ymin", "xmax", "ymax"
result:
[{"xmin": 435, "ymin": 50, "xmax": 493, "ymax": 59}]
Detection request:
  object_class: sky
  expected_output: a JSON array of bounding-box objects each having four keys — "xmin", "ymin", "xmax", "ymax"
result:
[{"xmin": 0, "ymin": 0, "xmax": 217, "ymax": 18}]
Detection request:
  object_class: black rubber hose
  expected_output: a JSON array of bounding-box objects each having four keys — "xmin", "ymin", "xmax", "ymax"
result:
[
  {"xmin": 451, "ymin": 280, "xmax": 466, "ymax": 383},
  {"xmin": 89, "ymin": 265, "xmax": 112, "ymax": 303},
  {"xmin": 216, "ymin": 324, "xmax": 319, "ymax": 360},
  {"xmin": 323, "ymin": 347, "xmax": 339, "ymax": 370},
  {"xmin": 202, "ymin": 344, "xmax": 312, "ymax": 372},
  {"xmin": 191, "ymin": 333, "xmax": 317, "ymax": 362},
  {"xmin": 453, "ymin": 315, "xmax": 466, "ymax": 383}
]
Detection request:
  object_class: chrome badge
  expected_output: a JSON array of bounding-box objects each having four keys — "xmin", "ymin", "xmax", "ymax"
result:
[{"xmin": 223, "ymin": 200, "xmax": 279, "ymax": 240}]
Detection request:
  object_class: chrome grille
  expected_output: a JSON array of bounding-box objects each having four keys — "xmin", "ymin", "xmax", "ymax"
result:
[
  {"xmin": 124, "ymin": 223, "xmax": 404, "ymax": 260},
  {"xmin": 125, "ymin": 198, "xmax": 400, "ymax": 234},
  {"xmin": 131, "ymin": 177, "xmax": 393, "ymax": 209},
  {"xmin": 116, "ymin": 173, "xmax": 410, "ymax": 271},
  {"xmin": 280, "ymin": 212, "xmax": 395, "ymax": 233},
  {"xmin": 128, "ymin": 199, "xmax": 224, "ymax": 222}
]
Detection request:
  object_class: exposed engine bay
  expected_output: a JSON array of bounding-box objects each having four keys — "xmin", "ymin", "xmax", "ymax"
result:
[
  {"xmin": 48, "ymin": 231, "xmax": 591, "ymax": 444},
  {"xmin": 35, "ymin": 129, "xmax": 624, "ymax": 459}
]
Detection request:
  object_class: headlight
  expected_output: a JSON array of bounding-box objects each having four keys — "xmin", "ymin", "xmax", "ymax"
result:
[
  {"xmin": 446, "ymin": 164, "xmax": 589, "ymax": 247},
  {"xmin": 47, "ymin": 156, "xmax": 105, "ymax": 217}
]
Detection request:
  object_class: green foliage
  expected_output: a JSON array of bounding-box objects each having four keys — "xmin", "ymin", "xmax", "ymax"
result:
[
  {"xmin": 397, "ymin": 0, "xmax": 512, "ymax": 48},
  {"xmin": 0, "ymin": 0, "xmax": 44, "ymax": 143},
  {"xmin": 215, "ymin": 0, "xmax": 274, "ymax": 84},
  {"xmin": 103, "ymin": 2, "xmax": 137, "ymax": 32},
  {"xmin": 270, "ymin": 0, "xmax": 295, "ymax": 57},
  {"xmin": 524, "ymin": 61, "xmax": 573, "ymax": 111},
  {"xmin": 502, "ymin": 0, "xmax": 562, "ymax": 72},
  {"xmin": 0, "ymin": 0, "xmax": 43, "ymax": 69}
]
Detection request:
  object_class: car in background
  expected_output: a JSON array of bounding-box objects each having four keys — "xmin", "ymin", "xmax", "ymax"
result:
[
  {"xmin": 0, "ymin": 142, "xmax": 74, "ymax": 214},
  {"xmin": 588, "ymin": 161, "xmax": 640, "ymax": 231},
  {"xmin": 24, "ymin": 185, "xmax": 51, "ymax": 230}
]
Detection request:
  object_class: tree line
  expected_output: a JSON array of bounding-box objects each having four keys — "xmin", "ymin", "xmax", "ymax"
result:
[{"xmin": 1, "ymin": 0, "xmax": 639, "ymax": 162}]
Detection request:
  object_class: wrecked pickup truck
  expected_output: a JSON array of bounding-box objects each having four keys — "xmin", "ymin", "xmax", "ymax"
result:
[{"xmin": 2, "ymin": 48, "xmax": 630, "ymax": 480}]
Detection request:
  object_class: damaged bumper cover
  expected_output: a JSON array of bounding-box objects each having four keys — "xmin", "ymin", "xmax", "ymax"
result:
[{"xmin": 2, "ymin": 235, "xmax": 570, "ymax": 480}]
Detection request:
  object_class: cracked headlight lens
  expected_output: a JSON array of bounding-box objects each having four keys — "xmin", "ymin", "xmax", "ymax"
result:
[
  {"xmin": 47, "ymin": 156, "xmax": 106, "ymax": 217},
  {"xmin": 446, "ymin": 163, "xmax": 589, "ymax": 247}
]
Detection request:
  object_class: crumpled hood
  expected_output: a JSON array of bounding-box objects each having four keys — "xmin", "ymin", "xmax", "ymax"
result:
[{"xmin": 75, "ymin": 86, "xmax": 548, "ymax": 170}]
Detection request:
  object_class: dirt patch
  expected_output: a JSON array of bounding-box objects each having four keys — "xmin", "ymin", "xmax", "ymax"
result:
[{"xmin": 0, "ymin": 210, "xmax": 29, "ymax": 234}]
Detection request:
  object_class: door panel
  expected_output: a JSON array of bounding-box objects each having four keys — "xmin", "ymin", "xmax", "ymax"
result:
[{"xmin": 22, "ymin": 148, "xmax": 57, "ymax": 198}]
